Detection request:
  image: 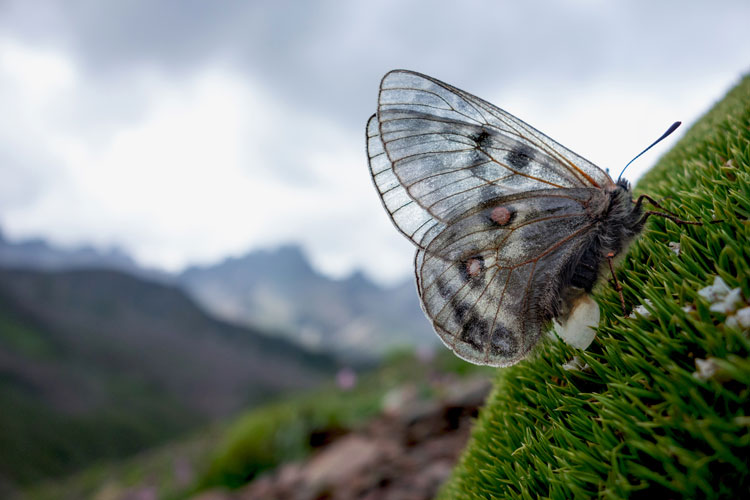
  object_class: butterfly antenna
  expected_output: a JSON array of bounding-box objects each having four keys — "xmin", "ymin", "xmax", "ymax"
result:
[{"xmin": 617, "ymin": 121, "xmax": 681, "ymax": 182}]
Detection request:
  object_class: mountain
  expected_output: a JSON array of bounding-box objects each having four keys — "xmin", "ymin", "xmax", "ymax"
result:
[
  {"xmin": 179, "ymin": 245, "xmax": 437, "ymax": 360},
  {"xmin": 0, "ymin": 229, "xmax": 438, "ymax": 359},
  {"xmin": 0, "ymin": 267, "xmax": 334, "ymax": 486},
  {"xmin": 0, "ymin": 228, "xmax": 171, "ymax": 283}
]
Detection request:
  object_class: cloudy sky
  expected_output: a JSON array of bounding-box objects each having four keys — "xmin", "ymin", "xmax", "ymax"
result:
[{"xmin": 1, "ymin": 1, "xmax": 748, "ymax": 285}]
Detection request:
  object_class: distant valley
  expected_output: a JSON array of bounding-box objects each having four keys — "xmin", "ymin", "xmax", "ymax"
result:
[
  {"xmin": 0, "ymin": 267, "xmax": 333, "ymax": 486},
  {"xmin": 0, "ymin": 230, "xmax": 436, "ymax": 488}
]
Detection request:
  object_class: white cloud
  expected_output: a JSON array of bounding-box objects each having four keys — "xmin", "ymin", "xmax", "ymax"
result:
[
  {"xmin": 0, "ymin": 37, "xmax": 76, "ymax": 102},
  {"xmin": 0, "ymin": 39, "xmax": 412, "ymax": 283},
  {"xmin": 0, "ymin": 2, "xmax": 748, "ymax": 287},
  {"xmin": 481, "ymin": 68, "xmax": 742, "ymax": 185},
  {"xmin": 0, "ymin": 38, "xmax": 78, "ymax": 212}
]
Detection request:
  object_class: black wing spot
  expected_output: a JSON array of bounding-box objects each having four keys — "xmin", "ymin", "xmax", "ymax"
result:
[
  {"xmin": 451, "ymin": 299, "xmax": 470, "ymax": 323},
  {"xmin": 490, "ymin": 325, "xmax": 517, "ymax": 357},
  {"xmin": 507, "ymin": 145, "xmax": 534, "ymax": 169},
  {"xmin": 435, "ymin": 278, "xmax": 452, "ymax": 299},
  {"xmin": 460, "ymin": 315, "xmax": 489, "ymax": 351},
  {"xmin": 472, "ymin": 129, "xmax": 492, "ymax": 149}
]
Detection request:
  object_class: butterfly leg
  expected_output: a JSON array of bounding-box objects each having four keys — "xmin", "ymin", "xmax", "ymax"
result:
[
  {"xmin": 637, "ymin": 196, "xmax": 723, "ymax": 225},
  {"xmin": 635, "ymin": 194, "xmax": 680, "ymax": 217},
  {"xmin": 639, "ymin": 211, "xmax": 703, "ymax": 226},
  {"xmin": 606, "ymin": 252, "xmax": 627, "ymax": 316}
]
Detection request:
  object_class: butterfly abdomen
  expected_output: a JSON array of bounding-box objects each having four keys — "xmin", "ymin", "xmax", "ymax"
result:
[{"xmin": 568, "ymin": 241, "xmax": 602, "ymax": 292}]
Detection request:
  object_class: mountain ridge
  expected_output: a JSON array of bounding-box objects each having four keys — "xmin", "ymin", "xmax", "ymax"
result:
[
  {"xmin": 0, "ymin": 233, "xmax": 436, "ymax": 359},
  {"xmin": 178, "ymin": 244, "xmax": 435, "ymax": 359}
]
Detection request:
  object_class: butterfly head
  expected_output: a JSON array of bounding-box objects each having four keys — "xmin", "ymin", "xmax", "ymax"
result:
[
  {"xmin": 604, "ymin": 176, "xmax": 645, "ymax": 243},
  {"xmin": 604, "ymin": 177, "xmax": 632, "ymax": 198},
  {"xmin": 615, "ymin": 177, "xmax": 632, "ymax": 192}
]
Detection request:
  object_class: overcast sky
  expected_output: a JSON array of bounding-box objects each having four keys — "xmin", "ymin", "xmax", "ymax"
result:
[{"xmin": 1, "ymin": 1, "xmax": 748, "ymax": 285}]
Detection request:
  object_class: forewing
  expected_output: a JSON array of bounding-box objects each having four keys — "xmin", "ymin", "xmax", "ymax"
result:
[
  {"xmin": 367, "ymin": 114, "xmax": 443, "ymax": 244},
  {"xmin": 377, "ymin": 70, "xmax": 614, "ymax": 225},
  {"xmin": 415, "ymin": 189, "xmax": 603, "ymax": 366}
]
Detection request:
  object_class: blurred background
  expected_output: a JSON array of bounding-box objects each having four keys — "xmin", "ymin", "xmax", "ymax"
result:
[{"xmin": 0, "ymin": 1, "xmax": 748, "ymax": 498}]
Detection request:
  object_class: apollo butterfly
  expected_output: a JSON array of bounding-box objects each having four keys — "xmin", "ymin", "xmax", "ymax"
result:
[{"xmin": 366, "ymin": 70, "xmax": 694, "ymax": 366}]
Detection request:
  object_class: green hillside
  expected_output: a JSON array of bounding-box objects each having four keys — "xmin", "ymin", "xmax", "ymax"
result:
[
  {"xmin": 20, "ymin": 350, "xmax": 491, "ymax": 500},
  {"xmin": 440, "ymin": 75, "xmax": 750, "ymax": 499},
  {"xmin": 0, "ymin": 268, "xmax": 334, "ymax": 489}
]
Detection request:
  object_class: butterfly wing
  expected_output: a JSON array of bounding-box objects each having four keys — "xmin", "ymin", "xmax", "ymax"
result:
[
  {"xmin": 366, "ymin": 70, "xmax": 614, "ymax": 366},
  {"xmin": 415, "ymin": 188, "xmax": 606, "ymax": 366},
  {"xmin": 376, "ymin": 70, "xmax": 615, "ymax": 236},
  {"xmin": 367, "ymin": 113, "xmax": 443, "ymax": 244}
]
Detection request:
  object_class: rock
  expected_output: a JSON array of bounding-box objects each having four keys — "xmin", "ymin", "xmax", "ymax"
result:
[
  {"xmin": 229, "ymin": 375, "xmax": 491, "ymax": 500},
  {"xmin": 303, "ymin": 435, "xmax": 390, "ymax": 488}
]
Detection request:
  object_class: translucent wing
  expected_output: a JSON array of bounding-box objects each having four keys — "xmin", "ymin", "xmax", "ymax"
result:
[
  {"xmin": 377, "ymin": 70, "xmax": 615, "ymax": 231},
  {"xmin": 415, "ymin": 188, "xmax": 607, "ymax": 366},
  {"xmin": 366, "ymin": 70, "xmax": 615, "ymax": 366},
  {"xmin": 367, "ymin": 114, "xmax": 443, "ymax": 244}
]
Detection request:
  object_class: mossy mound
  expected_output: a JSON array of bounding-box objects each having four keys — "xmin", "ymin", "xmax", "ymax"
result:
[{"xmin": 440, "ymin": 75, "xmax": 750, "ymax": 499}]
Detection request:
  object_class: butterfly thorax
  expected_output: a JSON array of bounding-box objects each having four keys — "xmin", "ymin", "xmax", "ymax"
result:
[
  {"xmin": 565, "ymin": 179, "xmax": 643, "ymax": 295},
  {"xmin": 602, "ymin": 178, "xmax": 644, "ymax": 245}
]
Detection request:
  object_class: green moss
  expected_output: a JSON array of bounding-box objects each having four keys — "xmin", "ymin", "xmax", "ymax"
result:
[
  {"xmin": 440, "ymin": 75, "xmax": 750, "ymax": 499},
  {"xmin": 194, "ymin": 390, "xmax": 380, "ymax": 490}
]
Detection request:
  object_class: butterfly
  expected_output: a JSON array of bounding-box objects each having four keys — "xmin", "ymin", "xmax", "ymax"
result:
[{"xmin": 366, "ymin": 70, "xmax": 694, "ymax": 367}]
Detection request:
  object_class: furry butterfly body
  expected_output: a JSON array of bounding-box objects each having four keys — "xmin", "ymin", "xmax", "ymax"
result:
[{"xmin": 366, "ymin": 70, "xmax": 648, "ymax": 367}]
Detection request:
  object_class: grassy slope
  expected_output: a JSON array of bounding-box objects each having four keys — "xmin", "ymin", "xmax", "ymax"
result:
[{"xmin": 440, "ymin": 75, "xmax": 750, "ymax": 499}]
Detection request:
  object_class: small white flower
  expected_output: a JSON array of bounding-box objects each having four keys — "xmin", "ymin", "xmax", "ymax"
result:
[
  {"xmin": 668, "ymin": 242, "xmax": 681, "ymax": 255},
  {"xmin": 630, "ymin": 299, "xmax": 653, "ymax": 319},
  {"xmin": 562, "ymin": 355, "xmax": 589, "ymax": 372},
  {"xmin": 709, "ymin": 287, "xmax": 744, "ymax": 314},
  {"xmin": 697, "ymin": 276, "xmax": 731, "ymax": 302},
  {"xmin": 727, "ymin": 306, "xmax": 750, "ymax": 329},
  {"xmin": 693, "ymin": 357, "xmax": 719, "ymax": 381},
  {"xmin": 693, "ymin": 357, "xmax": 731, "ymax": 382},
  {"xmin": 681, "ymin": 304, "xmax": 695, "ymax": 313},
  {"xmin": 736, "ymin": 306, "xmax": 750, "ymax": 328}
]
